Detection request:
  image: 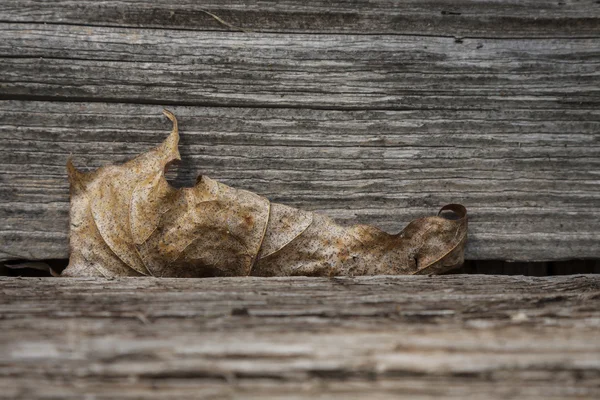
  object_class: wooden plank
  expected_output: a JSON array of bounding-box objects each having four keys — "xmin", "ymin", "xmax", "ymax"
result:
[
  {"xmin": 1, "ymin": 14, "xmax": 599, "ymax": 263},
  {"xmin": 2, "ymin": 101, "xmax": 599, "ymax": 262},
  {"xmin": 1, "ymin": 0, "xmax": 599, "ymax": 37},
  {"xmin": 1, "ymin": 275, "xmax": 599, "ymax": 399},
  {"xmin": 1, "ymin": 23, "xmax": 599, "ymax": 110}
]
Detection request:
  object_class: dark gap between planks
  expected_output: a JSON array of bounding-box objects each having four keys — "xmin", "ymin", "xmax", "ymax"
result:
[{"xmin": 2, "ymin": 259, "xmax": 599, "ymax": 277}]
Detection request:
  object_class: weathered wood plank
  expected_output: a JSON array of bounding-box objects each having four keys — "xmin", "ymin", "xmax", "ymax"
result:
[
  {"xmin": 1, "ymin": 275, "xmax": 599, "ymax": 399},
  {"xmin": 1, "ymin": 24, "xmax": 599, "ymax": 110},
  {"xmin": 1, "ymin": 101, "xmax": 599, "ymax": 262},
  {"xmin": 1, "ymin": 14, "xmax": 599, "ymax": 263},
  {"xmin": 1, "ymin": 0, "xmax": 599, "ymax": 37}
]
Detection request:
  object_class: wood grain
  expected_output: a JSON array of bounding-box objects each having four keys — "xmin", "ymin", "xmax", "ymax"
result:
[
  {"xmin": 1, "ymin": 275, "xmax": 599, "ymax": 399},
  {"xmin": 0, "ymin": 3, "xmax": 599, "ymax": 264},
  {"xmin": 1, "ymin": 23, "xmax": 599, "ymax": 110},
  {"xmin": 1, "ymin": 0, "xmax": 599, "ymax": 37},
  {"xmin": 2, "ymin": 101, "xmax": 599, "ymax": 262},
  {"xmin": 1, "ymin": 2, "xmax": 598, "ymax": 397}
]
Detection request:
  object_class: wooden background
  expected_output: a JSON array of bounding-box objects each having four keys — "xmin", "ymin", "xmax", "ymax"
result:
[
  {"xmin": 1, "ymin": 0, "xmax": 599, "ymax": 264},
  {"xmin": 1, "ymin": 2, "xmax": 600, "ymax": 398}
]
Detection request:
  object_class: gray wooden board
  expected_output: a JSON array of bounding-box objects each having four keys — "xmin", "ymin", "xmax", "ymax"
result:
[
  {"xmin": 1, "ymin": 24, "xmax": 599, "ymax": 110},
  {"xmin": 1, "ymin": 101, "xmax": 599, "ymax": 262},
  {"xmin": 1, "ymin": 0, "xmax": 599, "ymax": 37},
  {"xmin": 0, "ymin": 275, "xmax": 599, "ymax": 399},
  {"xmin": 0, "ymin": 2, "xmax": 599, "ymax": 264}
]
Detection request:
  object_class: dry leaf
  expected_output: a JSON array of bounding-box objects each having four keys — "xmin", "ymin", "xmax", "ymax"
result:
[{"xmin": 62, "ymin": 111, "xmax": 467, "ymax": 278}]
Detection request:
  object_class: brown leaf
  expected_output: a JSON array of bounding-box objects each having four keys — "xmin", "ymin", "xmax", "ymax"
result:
[{"xmin": 62, "ymin": 111, "xmax": 467, "ymax": 278}]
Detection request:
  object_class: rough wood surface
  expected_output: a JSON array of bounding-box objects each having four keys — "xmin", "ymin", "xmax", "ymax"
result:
[
  {"xmin": 1, "ymin": 1, "xmax": 599, "ymax": 263},
  {"xmin": 1, "ymin": 275, "xmax": 599, "ymax": 399},
  {"xmin": 2, "ymin": 101, "xmax": 599, "ymax": 262},
  {"xmin": 1, "ymin": 0, "xmax": 599, "ymax": 37},
  {"xmin": 1, "ymin": 23, "xmax": 599, "ymax": 110}
]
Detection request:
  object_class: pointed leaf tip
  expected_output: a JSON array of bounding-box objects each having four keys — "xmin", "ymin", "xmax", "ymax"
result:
[
  {"xmin": 66, "ymin": 157, "xmax": 85, "ymax": 184},
  {"xmin": 163, "ymin": 109, "xmax": 177, "ymax": 123},
  {"xmin": 160, "ymin": 109, "xmax": 181, "ymax": 162}
]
